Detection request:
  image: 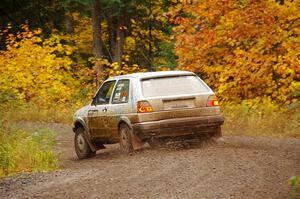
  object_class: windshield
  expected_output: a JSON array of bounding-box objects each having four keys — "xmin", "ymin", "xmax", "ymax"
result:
[{"xmin": 141, "ymin": 75, "xmax": 209, "ymax": 97}]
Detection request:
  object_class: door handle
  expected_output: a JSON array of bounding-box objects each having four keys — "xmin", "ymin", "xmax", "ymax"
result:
[
  {"xmin": 88, "ymin": 110, "xmax": 98, "ymax": 116},
  {"xmin": 102, "ymin": 107, "xmax": 107, "ymax": 112}
]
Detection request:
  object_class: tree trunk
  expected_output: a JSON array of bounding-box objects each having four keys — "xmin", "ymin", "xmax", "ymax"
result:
[
  {"xmin": 148, "ymin": 0, "xmax": 153, "ymax": 72},
  {"xmin": 64, "ymin": 13, "xmax": 74, "ymax": 34},
  {"xmin": 107, "ymin": 15, "xmax": 116, "ymax": 62},
  {"xmin": 112, "ymin": 17, "xmax": 125, "ymax": 69},
  {"xmin": 91, "ymin": 0, "xmax": 103, "ymax": 87}
]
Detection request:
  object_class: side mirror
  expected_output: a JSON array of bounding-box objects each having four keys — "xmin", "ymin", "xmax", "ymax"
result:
[{"xmin": 91, "ymin": 97, "xmax": 97, "ymax": 106}]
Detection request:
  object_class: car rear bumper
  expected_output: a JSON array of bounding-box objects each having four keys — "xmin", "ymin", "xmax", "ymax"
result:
[{"xmin": 132, "ymin": 115, "xmax": 224, "ymax": 140}]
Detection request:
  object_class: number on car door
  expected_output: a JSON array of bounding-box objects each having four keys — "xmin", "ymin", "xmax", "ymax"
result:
[
  {"xmin": 104, "ymin": 79, "xmax": 131, "ymax": 139},
  {"xmin": 88, "ymin": 80, "xmax": 116, "ymax": 138}
]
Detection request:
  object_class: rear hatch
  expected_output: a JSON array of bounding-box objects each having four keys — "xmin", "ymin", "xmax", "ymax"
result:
[{"xmin": 138, "ymin": 75, "xmax": 220, "ymax": 122}]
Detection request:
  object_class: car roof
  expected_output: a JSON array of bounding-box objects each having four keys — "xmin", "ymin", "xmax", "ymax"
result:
[{"xmin": 107, "ymin": 71, "xmax": 195, "ymax": 80}]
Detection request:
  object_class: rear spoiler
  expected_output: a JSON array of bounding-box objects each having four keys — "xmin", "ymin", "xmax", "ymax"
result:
[{"xmin": 140, "ymin": 74, "xmax": 196, "ymax": 81}]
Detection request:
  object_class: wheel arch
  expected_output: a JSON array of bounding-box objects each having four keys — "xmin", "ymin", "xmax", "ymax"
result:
[
  {"xmin": 73, "ymin": 118, "xmax": 88, "ymax": 133},
  {"xmin": 118, "ymin": 116, "xmax": 133, "ymax": 130},
  {"xmin": 73, "ymin": 118, "xmax": 97, "ymax": 152}
]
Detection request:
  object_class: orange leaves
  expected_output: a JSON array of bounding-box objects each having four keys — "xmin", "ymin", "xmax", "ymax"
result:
[{"xmin": 175, "ymin": 0, "xmax": 300, "ymax": 105}]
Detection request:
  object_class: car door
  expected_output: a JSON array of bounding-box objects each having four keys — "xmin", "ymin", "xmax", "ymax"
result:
[
  {"xmin": 88, "ymin": 80, "xmax": 116, "ymax": 138},
  {"xmin": 104, "ymin": 79, "xmax": 132, "ymax": 140}
]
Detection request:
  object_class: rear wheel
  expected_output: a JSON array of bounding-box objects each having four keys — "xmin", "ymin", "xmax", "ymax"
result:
[
  {"xmin": 74, "ymin": 127, "xmax": 96, "ymax": 159},
  {"xmin": 119, "ymin": 124, "xmax": 134, "ymax": 154}
]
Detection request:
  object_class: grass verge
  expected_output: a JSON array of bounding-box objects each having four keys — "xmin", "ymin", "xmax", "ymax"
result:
[
  {"xmin": 0, "ymin": 123, "xmax": 59, "ymax": 178},
  {"xmin": 0, "ymin": 101, "xmax": 88, "ymax": 124},
  {"xmin": 222, "ymin": 103, "xmax": 300, "ymax": 138},
  {"xmin": 289, "ymin": 176, "xmax": 300, "ymax": 199}
]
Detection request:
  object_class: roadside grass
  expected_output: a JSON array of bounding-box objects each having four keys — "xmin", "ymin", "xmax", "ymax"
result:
[
  {"xmin": 222, "ymin": 103, "xmax": 300, "ymax": 138},
  {"xmin": 0, "ymin": 122, "xmax": 59, "ymax": 178},
  {"xmin": 289, "ymin": 176, "xmax": 300, "ymax": 199},
  {"xmin": 1, "ymin": 100, "xmax": 88, "ymax": 124}
]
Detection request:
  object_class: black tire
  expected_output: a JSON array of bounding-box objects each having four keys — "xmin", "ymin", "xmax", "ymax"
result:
[
  {"xmin": 74, "ymin": 127, "xmax": 96, "ymax": 159},
  {"xmin": 119, "ymin": 124, "xmax": 134, "ymax": 154}
]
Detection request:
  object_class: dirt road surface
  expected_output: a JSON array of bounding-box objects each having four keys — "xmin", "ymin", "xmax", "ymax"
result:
[{"xmin": 0, "ymin": 123, "xmax": 299, "ymax": 199}]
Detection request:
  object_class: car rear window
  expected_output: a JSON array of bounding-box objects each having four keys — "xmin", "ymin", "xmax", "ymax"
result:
[{"xmin": 141, "ymin": 75, "xmax": 209, "ymax": 97}]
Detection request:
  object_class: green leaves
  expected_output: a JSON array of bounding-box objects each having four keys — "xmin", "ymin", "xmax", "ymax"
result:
[
  {"xmin": 0, "ymin": 126, "xmax": 59, "ymax": 178},
  {"xmin": 289, "ymin": 176, "xmax": 300, "ymax": 198}
]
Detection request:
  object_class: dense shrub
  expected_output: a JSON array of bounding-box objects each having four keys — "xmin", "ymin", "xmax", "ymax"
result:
[
  {"xmin": 175, "ymin": 0, "xmax": 300, "ymax": 104},
  {"xmin": 0, "ymin": 24, "xmax": 93, "ymax": 104}
]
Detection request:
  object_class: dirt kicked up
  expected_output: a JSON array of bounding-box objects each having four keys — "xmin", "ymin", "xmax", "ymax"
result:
[{"xmin": 0, "ymin": 123, "xmax": 299, "ymax": 199}]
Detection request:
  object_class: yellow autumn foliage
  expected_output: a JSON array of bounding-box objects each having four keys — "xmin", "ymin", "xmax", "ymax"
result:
[{"xmin": 0, "ymin": 24, "xmax": 90, "ymax": 104}]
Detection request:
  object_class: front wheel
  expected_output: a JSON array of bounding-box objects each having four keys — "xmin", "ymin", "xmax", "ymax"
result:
[
  {"xmin": 74, "ymin": 127, "xmax": 96, "ymax": 159},
  {"xmin": 119, "ymin": 124, "xmax": 134, "ymax": 154}
]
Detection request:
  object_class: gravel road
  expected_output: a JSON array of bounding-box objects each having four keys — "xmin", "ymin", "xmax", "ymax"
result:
[{"xmin": 0, "ymin": 123, "xmax": 299, "ymax": 199}]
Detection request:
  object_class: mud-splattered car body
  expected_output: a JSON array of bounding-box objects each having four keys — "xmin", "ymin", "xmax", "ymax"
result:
[{"xmin": 73, "ymin": 71, "xmax": 224, "ymax": 158}]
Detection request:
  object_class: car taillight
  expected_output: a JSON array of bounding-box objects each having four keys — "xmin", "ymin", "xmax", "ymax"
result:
[
  {"xmin": 207, "ymin": 95, "xmax": 220, "ymax": 107},
  {"xmin": 137, "ymin": 101, "xmax": 153, "ymax": 113}
]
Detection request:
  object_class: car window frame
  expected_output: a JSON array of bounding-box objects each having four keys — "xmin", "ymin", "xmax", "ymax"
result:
[
  {"xmin": 92, "ymin": 80, "xmax": 117, "ymax": 106},
  {"xmin": 111, "ymin": 79, "xmax": 130, "ymax": 104}
]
